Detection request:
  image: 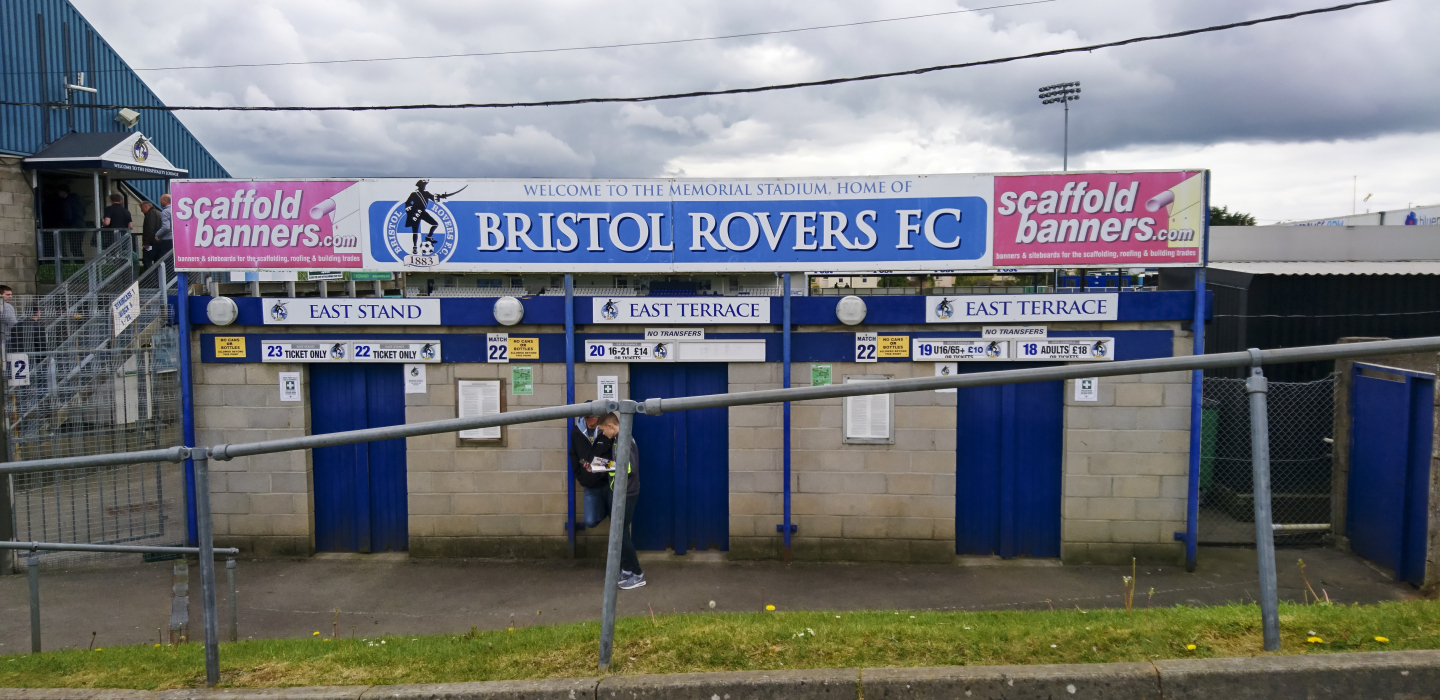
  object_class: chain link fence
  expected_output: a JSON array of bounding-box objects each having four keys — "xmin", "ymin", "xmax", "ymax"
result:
[
  {"xmin": 1199, "ymin": 374, "xmax": 1336, "ymax": 544},
  {"xmin": 5, "ymin": 245, "xmax": 184, "ymax": 569}
]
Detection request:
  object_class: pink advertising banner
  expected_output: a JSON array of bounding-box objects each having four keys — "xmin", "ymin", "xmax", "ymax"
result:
[
  {"xmin": 172, "ymin": 180, "xmax": 363, "ymax": 269},
  {"xmin": 992, "ymin": 171, "xmax": 1205, "ymax": 267}
]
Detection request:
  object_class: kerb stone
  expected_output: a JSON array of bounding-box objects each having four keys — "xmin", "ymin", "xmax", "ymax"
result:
[{"xmin": 862, "ymin": 662, "xmax": 1160, "ymax": 700}]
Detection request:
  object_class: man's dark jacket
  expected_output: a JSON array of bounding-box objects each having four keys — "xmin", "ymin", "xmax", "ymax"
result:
[{"xmin": 568, "ymin": 421, "xmax": 611, "ymax": 490}]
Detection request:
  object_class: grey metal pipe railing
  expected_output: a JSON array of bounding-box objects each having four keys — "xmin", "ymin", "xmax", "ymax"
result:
[
  {"xmin": 1247, "ymin": 360, "xmax": 1281, "ymax": 652},
  {"xmin": 4, "ymin": 334, "xmax": 1440, "ymax": 670},
  {"xmin": 3, "ymin": 335, "xmax": 1438, "ymax": 479},
  {"xmin": 0, "ymin": 541, "xmax": 239, "ymax": 555}
]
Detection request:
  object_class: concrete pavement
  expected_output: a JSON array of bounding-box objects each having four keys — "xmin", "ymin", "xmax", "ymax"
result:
[{"xmin": 0, "ymin": 546, "xmax": 1417, "ymax": 653}]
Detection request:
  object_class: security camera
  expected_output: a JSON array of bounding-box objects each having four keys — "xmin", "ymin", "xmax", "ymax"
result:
[{"xmin": 115, "ymin": 108, "xmax": 140, "ymax": 129}]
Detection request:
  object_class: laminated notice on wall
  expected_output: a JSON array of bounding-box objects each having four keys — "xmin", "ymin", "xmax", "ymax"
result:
[
  {"xmin": 404, "ymin": 364, "xmax": 427, "ymax": 393},
  {"xmin": 877, "ymin": 336, "xmax": 910, "ymax": 358},
  {"xmin": 508, "ymin": 337, "xmax": 539, "ymax": 360},
  {"xmin": 278, "ymin": 371, "xmax": 301, "ymax": 402},
  {"xmin": 934, "ymin": 363, "xmax": 958, "ymax": 393},
  {"xmin": 512, "ymin": 366, "xmax": 534, "ymax": 395},
  {"xmin": 458, "ymin": 379, "xmax": 502, "ymax": 440},
  {"xmin": 843, "ymin": 377, "xmax": 891, "ymax": 441}
]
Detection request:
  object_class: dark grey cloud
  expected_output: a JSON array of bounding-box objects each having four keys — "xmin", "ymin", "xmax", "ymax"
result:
[{"xmin": 71, "ymin": 0, "xmax": 1440, "ymax": 218}]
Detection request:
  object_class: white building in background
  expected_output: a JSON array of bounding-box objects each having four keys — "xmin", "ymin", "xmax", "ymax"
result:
[{"xmin": 1284, "ymin": 203, "xmax": 1440, "ymax": 227}]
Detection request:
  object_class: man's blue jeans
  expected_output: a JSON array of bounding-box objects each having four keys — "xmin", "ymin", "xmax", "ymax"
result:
[{"xmin": 582, "ymin": 484, "xmax": 611, "ymax": 528}]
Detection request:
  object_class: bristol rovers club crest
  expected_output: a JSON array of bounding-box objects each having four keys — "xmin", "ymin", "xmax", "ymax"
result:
[{"xmin": 382, "ymin": 180, "xmax": 462, "ymax": 268}]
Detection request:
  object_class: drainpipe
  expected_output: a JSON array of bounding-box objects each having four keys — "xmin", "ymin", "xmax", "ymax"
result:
[
  {"xmin": 178, "ymin": 271, "xmax": 198, "ymax": 545},
  {"xmin": 1181, "ymin": 171, "xmax": 1211, "ymax": 572},
  {"xmin": 565, "ymin": 273, "xmax": 576, "ymax": 558},
  {"xmin": 779, "ymin": 273, "xmax": 794, "ymax": 561}
]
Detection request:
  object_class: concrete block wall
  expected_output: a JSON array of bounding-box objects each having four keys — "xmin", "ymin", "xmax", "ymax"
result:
[
  {"xmin": 0, "ymin": 159, "xmax": 38, "ymax": 294},
  {"xmin": 729, "ymin": 361, "xmax": 959, "ymax": 563},
  {"xmin": 405, "ymin": 361, "xmax": 574, "ymax": 558},
  {"xmin": 193, "ymin": 355, "xmax": 313, "ymax": 555},
  {"xmin": 1061, "ymin": 330, "xmax": 1194, "ymax": 565}
]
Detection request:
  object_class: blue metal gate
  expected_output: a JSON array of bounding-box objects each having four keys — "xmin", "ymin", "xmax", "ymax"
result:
[
  {"xmin": 956, "ymin": 377, "xmax": 1064, "ymax": 558},
  {"xmin": 629, "ymin": 363, "xmax": 730, "ymax": 553},
  {"xmin": 1347, "ymin": 363, "xmax": 1434, "ymax": 585},
  {"xmin": 310, "ymin": 364, "xmax": 409, "ymax": 553}
]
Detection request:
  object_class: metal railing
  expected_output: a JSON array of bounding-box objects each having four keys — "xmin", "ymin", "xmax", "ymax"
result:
[{"xmin": 5, "ymin": 335, "xmax": 1440, "ymax": 680}]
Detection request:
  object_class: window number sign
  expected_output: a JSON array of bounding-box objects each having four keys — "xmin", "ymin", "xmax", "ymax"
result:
[
  {"xmin": 487, "ymin": 333, "xmax": 509, "ymax": 363},
  {"xmin": 854, "ymin": 332, "xmax": 877, "ymax": 363},
  {"xmin": 6, "ymin": 353, "xmax": 29, "ymax": 387}
]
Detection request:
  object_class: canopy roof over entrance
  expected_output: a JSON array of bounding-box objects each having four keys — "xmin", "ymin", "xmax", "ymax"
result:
[{"xmin": 22, "ymin": 131, "xmax": 187, "ymax": 180}]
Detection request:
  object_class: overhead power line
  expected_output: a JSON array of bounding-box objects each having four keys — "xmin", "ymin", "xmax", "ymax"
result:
[
  {"xmin": 0, "ymin": 0, "xmax": 1393, "ymax": 113},
  {"xmin": 132, "ymin": 0, "xmax": 1058, "ymax": 72}
]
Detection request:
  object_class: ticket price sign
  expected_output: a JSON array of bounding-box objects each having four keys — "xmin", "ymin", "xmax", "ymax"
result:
[
  {"xmin": 486, "ymin": 333, "xmax": 509, "ymax": 363},
  {"xmin": 262, "ymin": 341, "xmax": 351, "ymax": 362},
  {"xmin": 352, "ymin": 341, "xmax": 442, "ymax": 363},
  {"xmin": 585, "ymin": 340, "xmax": 675, "ymax": 362},
  {"xmin": 854, "ymin": 332, "xmax": 877, "ymax": 363},
  {"xmin": 1015, "ymin": 338, "xmax": 1115, "ymax": 362},
  {"xmin": 912, "ymin": 338, "xmax": 1010, "ymax": 361}
]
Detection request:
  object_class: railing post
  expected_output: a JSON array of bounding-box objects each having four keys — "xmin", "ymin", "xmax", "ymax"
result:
[
  {"xmin": 27, "ymin": 553, "xmax": 40, "ymax": 653},
  {"xmin": 598, "ymin": 401, "xmax": 635, "ymax": 672},
  {"xmin": 564, "ymin": 273, "xmax": 576, "ymax": 559},
  {"xmin": 226, "ymin": 558, "xmax": 238, "ymax": 642},
  {"xmin": 1245, "ymin": 352, "xmax": 1281, "ymax": 651},
  {"xmin": 191, "ymin": 447, "xmax": 221, "ymax": 685}
]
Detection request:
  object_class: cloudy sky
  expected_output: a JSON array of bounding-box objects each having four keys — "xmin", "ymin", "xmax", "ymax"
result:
[{"xmin": 74, "ymin": 0, "xmax": 1439, "ymax": 223}]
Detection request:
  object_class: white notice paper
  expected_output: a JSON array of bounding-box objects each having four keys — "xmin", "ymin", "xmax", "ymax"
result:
[
  {"xmin": 598, "ymin": 375, "xmax": 618, "ymax": 401},
  {"xmin": 1074, "ymin": 377, "xmax": 1099, "ymax": 402},
  {"xmin": 404, "ymin": 364, "xmax": 427, "ymax": 394},
  {"xmin": 278, "ymin": 372, "xmax": 301, "ymax": 402},
  {"xmin": 843, "ymin": 377, "xmax": 890, "ymax": 440},
  {"xmin": 935, "ymin": 362, "xmax": 958, "ymax": 393},
  {"xmin": 458, "ymin": 379, "xmax": 502, "ymax": 439}
]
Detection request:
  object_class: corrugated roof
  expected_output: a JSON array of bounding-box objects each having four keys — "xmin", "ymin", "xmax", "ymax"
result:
[{"xmin": 1208, "ymin": 262, "xmax": 1440, "ymax": 276}]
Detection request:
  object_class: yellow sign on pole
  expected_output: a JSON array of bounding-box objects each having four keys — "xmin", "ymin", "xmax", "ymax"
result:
[
  {"xmin": 878, "ymin": 335, "xmax": 910, "ymax": 358},
  {"xmin": 508, "ymin": 336, "xmax": 540, "ymax": 360},
  {"xmin": 215, "ymin": 337, "xmax": 246, "ymax": 359}
]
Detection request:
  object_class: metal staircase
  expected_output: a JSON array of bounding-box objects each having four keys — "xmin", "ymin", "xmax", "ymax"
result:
[{"xmin": 6, "ymin": 239, "xmax": 185, "ymax": 563}]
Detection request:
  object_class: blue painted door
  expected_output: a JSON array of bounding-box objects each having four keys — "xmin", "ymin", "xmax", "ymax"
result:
[
  {"xmin": 956, "ymin": 375, "xmax": 1063, "ymax": 558},
  {"xmin": 628, "ymin": 363, "xmax": 729, "ymax": 553},
  {"xmin": 310, "ymin": 363, "xmax": 409, "ymax": 552},
  {"xmin": 1347, "ymin": 364, "xmax": 1435, "ymax": 585}
]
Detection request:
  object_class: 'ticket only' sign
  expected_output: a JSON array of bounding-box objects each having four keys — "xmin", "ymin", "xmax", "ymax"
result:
[{"xmin": 171, "ymin": 171, "xmax": 1205, "ymax": 273}]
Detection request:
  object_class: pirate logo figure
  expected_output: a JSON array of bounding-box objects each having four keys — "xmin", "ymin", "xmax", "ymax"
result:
[
  {"xmin": 1092, "ymin": 340, "xmax": 1108, "ymax": 358},
  {"xmin": 330, "ymin": 343, "xmax": 347, "ymax": 360},
  {"xmin": 653, "ymin": 343, "xmax": 668, "ymax": 359},
  {"xmin": 601, "ymin": 299, "xmax": 620, "ymax": 321},
  {"xmin": 986, "ymin": 341, "xmax": 1002, "ymax": 358},
  {"xmin": 420, "ymin": 343, "xmax": 437, "ymax": 360},
  {"xmin": 270, "ymin": 299, "xmax": 289, "ymax": 322},
  {"xmin": 405, "ymin": 180, "xmax": 467, "ymax": 255},
  {"xmin": 934, "ymin": 297, "xmax": 955, "ymax": 320}
]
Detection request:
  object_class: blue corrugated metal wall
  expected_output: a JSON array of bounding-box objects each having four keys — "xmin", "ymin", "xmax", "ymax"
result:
[{"xmin": 1, "ymin": 0, "xmax": 230, "ymax": 201}]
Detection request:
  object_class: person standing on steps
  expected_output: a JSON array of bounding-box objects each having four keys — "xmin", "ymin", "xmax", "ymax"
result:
[
  {"xmin": 569, "ymin": 407, "xmax": 613, "ymax": 529},
  {"xmin": 598, "ymin": 412, "xmax": 644, "ymax": 590}
]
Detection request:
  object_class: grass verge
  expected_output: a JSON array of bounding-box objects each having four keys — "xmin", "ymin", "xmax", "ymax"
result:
[{"xmin": 2, "ymin": 600, "xmax": 1437, "ymax": 689}]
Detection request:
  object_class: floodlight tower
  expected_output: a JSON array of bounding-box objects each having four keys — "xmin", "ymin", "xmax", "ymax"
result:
[{"xmin": 1038, "ymin": 82, "xmax": 1081, "ymax": 171}]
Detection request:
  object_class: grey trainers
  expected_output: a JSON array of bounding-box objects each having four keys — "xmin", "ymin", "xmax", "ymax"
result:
[{"xmin": 618, "ymin": 572, "xmax": 646, "ymax": 590}]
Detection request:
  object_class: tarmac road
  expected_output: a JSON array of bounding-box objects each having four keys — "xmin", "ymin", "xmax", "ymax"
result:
[{"xmin": 0, "ymin": 545, "xmax": 1416, "ymax": 653}]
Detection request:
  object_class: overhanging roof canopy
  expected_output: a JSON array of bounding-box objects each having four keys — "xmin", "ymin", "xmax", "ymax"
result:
[{"xmin": 22, "ymin": 131, "xmax": 187, "ymax": 180}]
